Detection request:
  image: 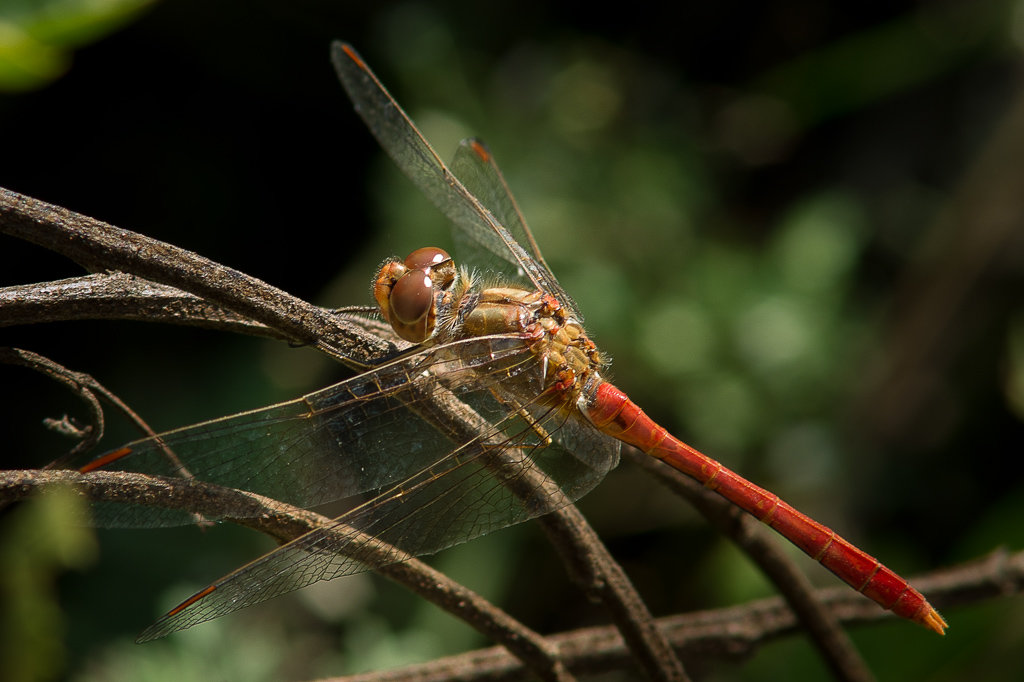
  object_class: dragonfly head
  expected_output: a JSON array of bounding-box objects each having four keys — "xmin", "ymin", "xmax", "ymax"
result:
[{"xmin": 374, "ymin": 247, "xmax": 457, "ymax": 343}]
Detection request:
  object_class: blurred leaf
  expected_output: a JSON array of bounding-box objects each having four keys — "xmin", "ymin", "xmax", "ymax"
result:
[
  {"xmin": 0, "ymin": 0, "xmax": 154, "ymax": 91},
  {"xmin": 771, "ymin": 191, "xmax": 865, "ymax": 296},
  {"xmin": 0, "ymin": 486, "xmax": 97, "ymax": 682}
]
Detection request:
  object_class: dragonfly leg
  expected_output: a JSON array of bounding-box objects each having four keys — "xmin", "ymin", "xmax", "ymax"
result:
[{"xmin": 488, "ymin": 387, "xmax": 553, "ymax": 446}]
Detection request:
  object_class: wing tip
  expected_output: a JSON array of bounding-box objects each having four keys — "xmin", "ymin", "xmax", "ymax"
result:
[
  {"xmin": 134, "ymin": 584, "xmax": 220, "ymax": 643},
  {"xmin": 336, "ymin": 42, "xmax": 366, "ymax": 71},
  {"xmin": 79, "ymin": 446, "xmax": 133, "ymax": 473},
  {"xmin": 466, "ymin": 138, "xmax": 491, "ymax": 162}
]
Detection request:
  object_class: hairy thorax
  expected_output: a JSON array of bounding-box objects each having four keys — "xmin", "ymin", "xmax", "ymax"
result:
[{"xmin": 374, "ymin": 247, "xmax": 608, "ymax": 409}]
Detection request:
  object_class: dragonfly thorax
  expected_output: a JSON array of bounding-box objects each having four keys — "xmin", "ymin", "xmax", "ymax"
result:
[
  {"xmin": 456, "ymin": 285, "xmax": 608, "ymax": 406},
  {"xmin": 378, "ymin": 248, "xmax": 608, "ymax": 406}
]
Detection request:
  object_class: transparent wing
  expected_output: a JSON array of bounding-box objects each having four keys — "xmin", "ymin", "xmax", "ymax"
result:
[
  {"xmin": 79, "ymin": 336, "xmax": 562, "ymax": 528},
  {"xmin": 331, "ymin": 42, "xmax": 571, "ymax": 311},
  {"xmin": 449, "ymin": 138, "xmax": 581, "ymax": 318},
  {"xmin": 135, "ymin": 363, "xmax": 618, "ymax": 641}
]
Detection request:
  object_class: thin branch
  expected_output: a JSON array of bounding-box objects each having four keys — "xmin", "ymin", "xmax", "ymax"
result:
[
  {"xmin": 0, "ymin": 348, "xmax": 106, "ymax": 464},
  {"xmin": 0, "ymin": 273, "xmax": 289, "ymax": 340},
  {"xmin": 0, "ymin": 347, "xmax": 181, "ymax": 473},
  {"xmin": 0, "ymin": 272, "xmax": 406, "ymax": 351},
  {"xmin": 538, "ymin": 509, "xmax": 687, "ymax": 682}
]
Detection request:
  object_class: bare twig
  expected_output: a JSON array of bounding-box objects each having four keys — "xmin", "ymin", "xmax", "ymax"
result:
[
  {"xmin": 0, "ymin": 272, "xmax": 403, "ymax": 348},
  {"xmin": 0, "ymin": 348, "xmax": 106, "ymax": 464},
  {"xmin": 0, "ymin": 347, "xmax": 179, "ymax": 472},
  {"xmin": 0, "ymin": 273, "xmax": 288, "ymax": 340},
  {"xmin": 538, "ymin": 509, "xmax": 687, "ymax": 682}
]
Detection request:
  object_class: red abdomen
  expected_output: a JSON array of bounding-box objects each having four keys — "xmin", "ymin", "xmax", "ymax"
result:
[{"xmin": 585, "ymin": 380, "xmax": 946, "ymax": 634}]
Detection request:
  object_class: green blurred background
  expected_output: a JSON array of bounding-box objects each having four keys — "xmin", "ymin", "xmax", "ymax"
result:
[{"xmin": 2, "ymin": 0, "xmax": 1023, "ymax": 680}]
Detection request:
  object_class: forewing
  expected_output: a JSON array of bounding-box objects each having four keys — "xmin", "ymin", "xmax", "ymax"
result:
[
  {"xmin": 448, "ymin": 138, "xmax": 581, "ymax": 316},
  {"xmin": 136, "ymin": 364, "xmax": 620, "ymax": 640},
  {"xmin": 80, "ymin": 338, "xmax": 537, "ymax": 528}
]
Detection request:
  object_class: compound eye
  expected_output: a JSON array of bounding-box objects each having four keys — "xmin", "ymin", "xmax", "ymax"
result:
[
  {"xmin": 404, "ymin": 247, "xmax": 450, "ymax": 271},
  {"xmin": 390, "ymin": 270, "xmax": 434, "ymax": 325}
]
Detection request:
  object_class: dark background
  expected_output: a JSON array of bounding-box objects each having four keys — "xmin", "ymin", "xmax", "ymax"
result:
[{"xmin": 2, "ymin": 1, "xmax": 1022, "ymax": 680}]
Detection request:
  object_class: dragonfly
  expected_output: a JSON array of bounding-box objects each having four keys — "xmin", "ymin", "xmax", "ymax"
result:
[{"xmin": 77, "ymin": 41, "xmax": 946, "ymax": 641}]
